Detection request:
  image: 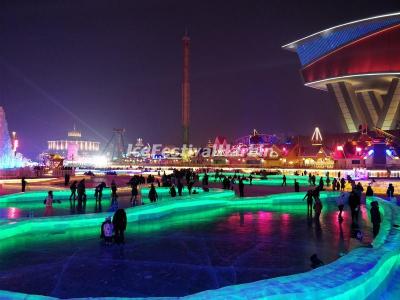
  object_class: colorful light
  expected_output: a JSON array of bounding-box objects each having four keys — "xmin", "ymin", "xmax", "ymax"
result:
[
  {"xmin": 0, "ymin": 191, "xmax": 397, "ymax": 300},
  {"xmin": 386, "ymin": 149, "xmax": 395, "ymax": 157}
]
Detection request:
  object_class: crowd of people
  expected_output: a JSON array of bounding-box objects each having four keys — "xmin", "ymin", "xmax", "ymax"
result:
[
  {"xmin": 93, "ymin": 169, "xmax": 385, "ymax": 254},
  {"xmin": 301, "ymin": 173, "xmax": 384, "ymax": 239},
  {"xmin": 17, "ymin": 168, "xmax": 395, "ymax": 251}
]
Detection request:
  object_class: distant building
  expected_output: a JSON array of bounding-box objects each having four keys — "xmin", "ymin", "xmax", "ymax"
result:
[
  {"xmin": 47, "ymin": 127, "xmax": 100, "ymax": 161},
  {"xmin": 203, "ymin": 127, "xmax": 400, "ymax": 169}
]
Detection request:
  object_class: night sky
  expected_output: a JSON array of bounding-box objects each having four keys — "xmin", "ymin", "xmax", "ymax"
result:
[{"xmin": 1, "ymin": 0, "xmax": 399, "ymax": 158}]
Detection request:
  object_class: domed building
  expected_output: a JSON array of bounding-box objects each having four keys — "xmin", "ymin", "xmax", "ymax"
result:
[{"xmin": 47, "ymin": 127, "xmax": 100, "ymax": 161}]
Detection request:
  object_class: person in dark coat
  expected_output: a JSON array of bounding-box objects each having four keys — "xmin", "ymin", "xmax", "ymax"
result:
[
  {"xmin": 294, "ymin": 180, "xmax": 300, "ymax": 192},
  {"xmin": 282, "ymin": 175, "xmax": 287, "ymax": 186},
  {"xmin": 303, "ymin": 190, "xmax": 314, "ymax": 216},
  {"xmin": 370, "ymin": 201, "xmax": 381, "ymax": 237},
  {"xmin": 204, "ymin": 173, "xmax": 209, "ymax": 185},
  {"xmin": 387, "ymin": 183, "xmax": 395, "ymax": 199},
  {"xmin": 348, "ymin": 191, "xmax": 360, "ymax": 224},
  {"xmin": 223, "ymin": 176, "xmax": 230, "ymax": 190},
  {"xmin": 313, "ymin": 197, "xmax": 323, "ymax": 221},
  {"xmin": 148, "ymin": 184, "xmax": 158, "ymax": 203},
  {"xmin": 111, "ymin": 179, "xmax": 117, "ymax": 198},
  {"xmin": 177, "ymin": 179, "xmax": 183, "ymax": 196},
  {"xmin": 95, "ymin": 182, "xmax": 106, "ymax": 204},
  {"xmin": 202, "ymin": 173, "xmax": 209, "ymax": 190},
  {"xmin": 332, "ymin": 178, "xmax": 337, "ymax": 191},
  {"xmin": 64, "ymin": 173, "xmax": 70, "ymax": 187},
  {"xmin": 21, "ymin": 177, "xmax": 27, "ymax": 192},
  {"xmin": 69, "ymin": 181, "xmax": 77, "ymax": 202},
  {"xmin": 77, "ymin": 179, "xmax": 86, "ymax": 210},
  {"xmin": 310, "ymin": 254, "xmax": 324, "ymax": 269},
  {"xmin": 318, "ymin": 177, "xmax": 324, "ymax": 190},
  {"xmin": 239, "ymin": 178, "xmax": 244, "ymax": 197},
  {"xmin": 340, "ymin": 178, "xmax": 346, "ymax": 191},
  {"xmin": 170, "ymin": 185, "xmax": 177, "ymax": 197},
  {"xmin": 326, "ymin": 176, "xmax": 331, "ymax": 187},
  {"xmin": 130, "ymin": 183, "xmax": 139, "ymax": 204},
  {"xmin": 112, "ymin": 209, "xmax": 127, "ymax": 244},
  {"xmin": 187, "ymin": 179, "xmax": 194, "ymax": 195},
  {"xmin": 366, "ymin": 185, "xmax": 374, "ymax": 197},
  {"xmin": 355, "ymin": 182, "xmax": 364, "ymax": 199}
]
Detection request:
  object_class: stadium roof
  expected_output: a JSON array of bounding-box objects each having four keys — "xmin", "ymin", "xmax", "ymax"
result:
[{"xmin": 282, "ymin": 12, "xmax": 400, "ymax": 66}]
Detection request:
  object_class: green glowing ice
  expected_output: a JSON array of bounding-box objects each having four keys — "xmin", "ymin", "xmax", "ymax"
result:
[
  {"xmin": 0, "ymin": 188, "xmax": 399, "ymax": 300},
  {"xmin": 200, "ymin": 173, "xmax": 332, "ymax": 186}
]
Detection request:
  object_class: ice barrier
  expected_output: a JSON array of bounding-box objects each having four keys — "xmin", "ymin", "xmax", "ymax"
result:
[
  {"xmin": 199, "ymin": 173, "xmax": 332, "ymax": 186},
  {"xmin": 0, "ymin": 188, "xmax": 105, "ymax": 204},
  {"xmin": 0, "ymin": 190, "xmax": 399, "ymax": 299}
]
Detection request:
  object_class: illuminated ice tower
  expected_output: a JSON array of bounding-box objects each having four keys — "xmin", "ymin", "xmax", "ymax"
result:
[
  {"xmin": 0, "ymin": 106, "xmax": 23, "ymax": 168},
  {"xmin": 182, "ymin": 30, "xmax": 190, "ymax": 145}
]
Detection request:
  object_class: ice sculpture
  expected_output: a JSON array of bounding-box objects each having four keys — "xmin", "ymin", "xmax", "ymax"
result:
[{"xmin": 0, "ymin": 106, "xmax": 25, "ymax": 168}]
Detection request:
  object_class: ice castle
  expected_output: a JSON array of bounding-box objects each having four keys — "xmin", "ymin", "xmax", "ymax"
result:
[{"xmin": 0, "ymin": 106, "xmax": 25, "ymax": 169}]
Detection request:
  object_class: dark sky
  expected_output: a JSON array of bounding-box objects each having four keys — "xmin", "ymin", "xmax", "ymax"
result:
[{"xmin": 1, "ymin": 0, "xmax": 399, "ymax": 158}]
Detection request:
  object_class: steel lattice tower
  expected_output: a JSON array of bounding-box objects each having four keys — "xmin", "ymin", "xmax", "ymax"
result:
[
  {"xmin": 182, "ymin": 30, "xmax": 190, "ymax": 146},
  {"xmin": 102, "ymin": 128, "xmax": 126, "ymax": 160}
]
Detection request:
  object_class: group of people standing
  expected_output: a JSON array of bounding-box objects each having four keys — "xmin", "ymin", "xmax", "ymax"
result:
[
  {"xmin": 68, "ymin": 178, "xmax": 120, "ymax": 212},
  {"xmin": 340, "ymin": 183, "xmax": 382, "ymax": 238},
  {"xmin": 332, "ymin": 177, "xmax": 347, "ymax": 191},
  {"xmin": 69, "ymin": 179, "xmax": 88, "ymax": 211},
  {"xmin": 302, "ymin": 174, "xmax": 384, "ymax": 238},
  {"xmin": 167, "ymin": 170, "xmax": 205, "ymax": 199},
  {"xmin": 221, "ymin": 174, "xmax": 246, "ymax": 197},
  {"xmin": 303, "ymin": 188, "xmax": 323, "ymax": 221}
]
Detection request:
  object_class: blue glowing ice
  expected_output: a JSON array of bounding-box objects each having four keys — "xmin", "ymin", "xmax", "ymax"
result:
[{"xmin": 0, "ymin": 107, "xmax": 25, "ymax": 169}]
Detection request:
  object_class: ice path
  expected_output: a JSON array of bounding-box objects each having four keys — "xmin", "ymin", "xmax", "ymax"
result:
[{"xmin": 0, "ymin": 189, "xmax": 399, "ymax": 299}]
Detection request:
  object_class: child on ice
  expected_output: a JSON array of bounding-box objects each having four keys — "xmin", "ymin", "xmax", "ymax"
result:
[{"xmin": 100, "ymin": 216, "xmax": 114, "ymax": 245}]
